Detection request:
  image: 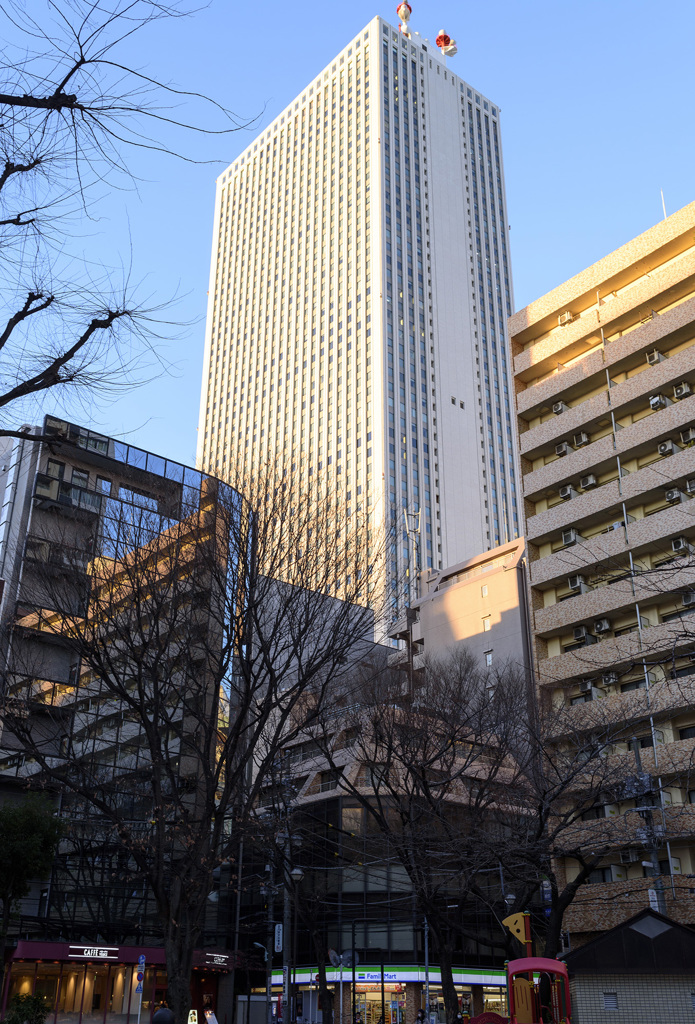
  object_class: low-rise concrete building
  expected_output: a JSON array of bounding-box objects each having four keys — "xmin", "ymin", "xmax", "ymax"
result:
[{"xmin": 563, "ymin": 908, "xmax": 695, "ymax": 1024}]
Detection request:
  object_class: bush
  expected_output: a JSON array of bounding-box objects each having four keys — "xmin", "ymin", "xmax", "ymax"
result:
[{"xmin": 4, "ymin": 993, "xmax": 50, "ymax": 1024}]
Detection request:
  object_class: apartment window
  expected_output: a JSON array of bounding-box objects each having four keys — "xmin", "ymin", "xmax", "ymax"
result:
[
  {"xmin": 72, "ymin": 469, "xmax": 89, "ymax": 489},
  {"xmin": 484, "ymin": 651, "xmax": 492, "ymax": 667},
  {"xmin": 482, "ymin": 616, "xmax": 491, "ymax": 632},
  {"xmin": 319, "ymin": 769, "xmax": 342, "ymax": 792},
  {"xmin": 680, "ymin": 726, "xmax": 695, "ymax": 741},
  {"xmin": 602, "ymin": 993, "xmax": 618, "ymax": 1011},
  {"xmin": 481, "ymin": 584, "xmax": 488, "ymax": 597},
  {"xmin": 46, "ymin": 459, "xmax": 64, "ymax": 480}
]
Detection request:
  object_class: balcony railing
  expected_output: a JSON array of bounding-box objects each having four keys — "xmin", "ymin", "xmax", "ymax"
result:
[
  {"xmin": 25, "ymin": 535, "xmax": 91, "ymax": 572},
  {"xmin": 34, "ymin": 474, "xmax": 102, "ymax": 514}
]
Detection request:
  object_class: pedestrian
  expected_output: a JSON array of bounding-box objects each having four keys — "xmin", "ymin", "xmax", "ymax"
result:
[
  {"xmin": 416, "ymin": 1011, "xmax": 426, "ymax": 1024},
  {"xmin": 153, "ymin": 1001, "xmax": 175, "ymax": 1024}
]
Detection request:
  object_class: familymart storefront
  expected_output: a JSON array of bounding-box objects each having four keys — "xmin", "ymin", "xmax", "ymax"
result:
[
  {"xmin": 2, "ymin": 941, "xmax": 233, "ymax": 1024},
  {"xmin": 248, "ymin": 965, "xmax": 508, "ymax": 1023}
]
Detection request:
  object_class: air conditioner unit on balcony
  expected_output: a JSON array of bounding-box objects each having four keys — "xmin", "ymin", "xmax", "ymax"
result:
[
  {"xmin": 559, "ymin": 484, "xmax": 576, "ymax": 500},
  {"xmin": 674, "ymin": 381, "xmax": 692, "ymax": 400},
  {"xmin": 681, "ymin": 427, "xmax": 695, "ymax": 445},
  {"xmin": 574, "ymin": 431, "xmax": 590, "ymax": 447},
  {"xmin": 649, "ymin": 394, "xmax": 670, "ymax": 411},
  {"xmin": 579, "ymin": 677, "xmax": 593, "ymax": 692},
  {"xmin": 686, "ymin": 479, "xmax": 695, "ymax": 495},
  {"xmin": 602, "ymin": 671, "xmax": 619, "ymax": 686},
  {"xmin": 646, "ymin": 349, "xmax": 664, "ymax": 366},
  {"xmin": 580, "ymin": 473, "xmax": 598, "ymax": 489},
  {"xmin": 574, "ymin": 625, "xmax": 591, "ymax": 642},
  {"xmin": 552, "ymin": 400, "xmax": 569, "ymax": 415},
  {"xmin": 558, "ymin": 311, "xmax": 575, "ymax": 327},
  {"xmin": 555, "ymin": 441, "xmax": 570, "ymax": 457},
  {"xmin": 666, "ymin": 487, "xmax": 684, "ymax": 504},
  {"xmin": 594, "ymin": 618, "xmax": 612, "ymax": 634},
  {"xmin": 658, "ymin": 439, "xmax": 679, "ymax": 457},
  {"xmin": 672, "ymin": 536, "xmax": 693, "ymax": 554},
  {"xmin": 568, "ymin": 574, "xmax": 586, "ymax": 592},
  {"xmin": 562, "ymin": 528, "xmax": 580, "ymax": 546},
  {"xmin": 683, "ymin": 592, "xmax": 695, "ymax": 608},
  {"xmin": 620, "ymin": 849, "xmax": 640, "ymax": 864}
]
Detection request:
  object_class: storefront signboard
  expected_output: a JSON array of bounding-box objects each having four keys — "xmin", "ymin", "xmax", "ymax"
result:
[{"xmin": 68, "ymin": 945, "xmax": 120, "ymax": 960}]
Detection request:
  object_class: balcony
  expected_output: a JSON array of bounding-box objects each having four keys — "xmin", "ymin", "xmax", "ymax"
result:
[
  {"xmin": 563, "ymin": 873, "xmax": 695, "ymax": 934},
  {"xmin": 24, "ymin": 535, "xmax": 91, "ymax": 573},
  {"xmin": 530, "ymin": 503, "xmax": 695, "ymax": 588},
  {"xmin": 537, "ymin": 618, "xmax": 695, "ymax": 685},
  {"xmin": 517, "ymin": 296, "xmax": 695, "ymax": 422},
  {"xmin": 524, "ymin": 393, "xmax": 695, "ymax": 504},
  {"xmin": 14, "ymin": 602, "xmax": 84, "ymax": 642},
  {"xmin": 554, "ymin": 678, "xmax": 695, "ymax": 736},
  {"xmin": 34, "ymin": 474, "xmax": 102, "ymax": 515},
  {"xmin": 520, "ymin": 342, "xmax": 695, "ymax": 460},
  {"xmin": 525, "ymin": 445, "xmax": 695, "ymax": 543},
  {"xmin": 534, "ymin": 559, "xmax": 695, "ymax": 636},
  {"xmin": 513, "ymin": 249, "xmax": 695, "ymax": 381},
  {"xmin": 4, "ymin": 674, "xmax": 76, "ymax": 710}
]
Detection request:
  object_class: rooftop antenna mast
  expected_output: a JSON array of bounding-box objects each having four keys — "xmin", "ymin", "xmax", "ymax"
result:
[
  {"xmin": 396, "ymin": 2, "xmax": 412, "ymax": 37},
  {"xmin": 403, "ymin": 507, "xmax": 422, "ymax": 600},
  {"xmin": 660, "ymin": 188, "xmax": 667, "ymax": 220}
]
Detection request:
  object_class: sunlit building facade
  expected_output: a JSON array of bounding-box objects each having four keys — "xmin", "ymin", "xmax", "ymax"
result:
[
  {"xmin": 197, "ymin": 14, "xmax": 520, "ymax": 615},
  {"xmin": 510, "ymin": 201, "xmax": 695, "ymax": 940}
]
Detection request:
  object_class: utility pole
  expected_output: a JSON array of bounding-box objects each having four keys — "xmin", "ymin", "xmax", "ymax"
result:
[
  {"xmin": 283, "ymin": 878, "xmax": 291, "ymax": 1020},
  {"xmin": 631, "ymin": 738, "xmax": 666, "ymax": 915},
  {"xmin": 423, "ymin": 917, "xmax": 429, "ymax": 1019},
  {"xmin": 261, "ymin": 866, "xmax": 276, "ymax": 1024}
]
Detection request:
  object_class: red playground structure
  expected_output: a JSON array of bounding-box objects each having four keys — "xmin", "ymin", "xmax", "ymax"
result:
[{"xmin": 468, "ymin": 955, "xmax": 571, "ymax": 1024}]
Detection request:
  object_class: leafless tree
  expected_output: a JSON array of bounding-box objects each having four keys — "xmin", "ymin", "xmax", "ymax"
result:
[
  {"xmin": 264, "ymin": 645, "xmax": 685, "ymax": 1019},
  {"xmin": 281, "ymin": 650, "xmax": 527, "ymax": 1024},
  {"xmin": 0, "ymin": 0, "xmax": 251, "ymax": 438},
  {"xmin": 1, "ymin": 458, "xmax": 384, "ymax": 1024}
]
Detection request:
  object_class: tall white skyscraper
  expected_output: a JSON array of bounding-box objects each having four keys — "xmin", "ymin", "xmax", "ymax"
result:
[{"xmin": 197, "ymin": 13, "xmax": 520, "ymax": 616}]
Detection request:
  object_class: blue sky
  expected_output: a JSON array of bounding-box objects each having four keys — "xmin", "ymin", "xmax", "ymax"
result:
[{"xmin": 44, "ymin": 0, "xmax": 695, "ymax": 465}]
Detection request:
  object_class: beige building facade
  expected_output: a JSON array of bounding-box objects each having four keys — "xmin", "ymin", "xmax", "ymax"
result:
[
  {"xmin": 510, "ymin": 201, "xmax": 695, "ymax": 938},
  {"xmin": 390, "ymin": 537, "xmax": 531, "ymax": 674}
]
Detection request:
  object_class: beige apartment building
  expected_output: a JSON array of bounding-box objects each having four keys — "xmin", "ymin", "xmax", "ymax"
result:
[{"xmin": 510, "ymin": 201, "xmax": 695, "ymax": 939}]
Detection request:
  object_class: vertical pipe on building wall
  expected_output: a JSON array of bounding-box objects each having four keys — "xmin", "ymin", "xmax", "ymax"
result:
[{"xmin": 633, "ymin": 590, "xmax": 675, "ymax": 898}]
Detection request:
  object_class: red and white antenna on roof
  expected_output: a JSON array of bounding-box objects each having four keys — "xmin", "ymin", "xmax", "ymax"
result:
[
  {"xmin": 396, "ymin": 2, "xmax": 412, "ymax": 37},
  {"xmin": 435, "ymin": 29, "xmax": 458, "ymax": 57}
]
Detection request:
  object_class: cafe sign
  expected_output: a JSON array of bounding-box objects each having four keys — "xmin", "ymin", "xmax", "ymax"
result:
[{"xmin": 68, "ymin": 945, "xmax": 120, "ymax": 961}]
